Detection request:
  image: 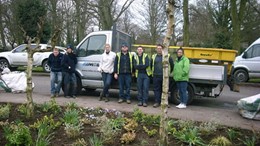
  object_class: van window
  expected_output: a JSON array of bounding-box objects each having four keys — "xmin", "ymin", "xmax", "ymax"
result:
[
  {"xmin": 252, "ymin": 44, "xmax": 260, "ymax": 58},
  {"xmin": 77, "ymin": 35, "xmax": 106, "ymax": 57}
]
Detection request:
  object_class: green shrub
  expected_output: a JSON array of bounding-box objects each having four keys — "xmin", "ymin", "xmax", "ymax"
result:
[
  {"xmin": 240, "ymin": 135, "xmax": 256, "ymax": 146},
  {"xmin": 209, "ymin": 136, "xmax": 232, "ymax": 146},
  {"xmin": 17, "ymin": 104, "xmax": 28, "ymax": 116},
  {"xmin": 62, "ymin": 109, "xmax": 81, "ymax": 125},
  {"xmin": 89, "ymin": 134, "xmax": 103, "ymax": 146},
  {"xmin": 3, "ymin": 122, "xmax": 33, "ymax": 146},
  {"xmin": 174, "ymin": 127, "xmax": 205, "ymax": 146},
  {"xmin": 30, "ymin": 114, "xmax": 61, "ymax": 130},
  {"xmin": 40, "ymin": 99, "xmax": 61, "ymax": 114},
  {"xmin": 143, "ymin": 126, "xmax": 157, "ymax": 137},
  {"xmin": 64, "ymin": 123, "xmax": 83, "ymax": 138},
  {"xmin": 227, "ymin": 128, "xmax": 240, "ymax": 142},
  {"xmin": 0, "ymin": 103, "xmax": 11, "ymax": 119},
  {"xmin": 72, "ymin": 138, "xmax": 88, "ymax": 146},
  {"xmin": 66, "ymin": 102, "xmax": 79, "ymax": 111}
]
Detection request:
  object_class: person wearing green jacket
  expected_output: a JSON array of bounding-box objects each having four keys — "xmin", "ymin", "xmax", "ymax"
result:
[{"xmin": 174, "ymin": 48, "xmax": 190, "ymax": 109}]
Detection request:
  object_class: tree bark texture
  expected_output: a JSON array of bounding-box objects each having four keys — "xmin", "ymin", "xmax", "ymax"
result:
[
  {"xmin": 159, "ymin": 0, "xmax": 175, "ymax": 146},
  {"xmin": 183, "ymin": 0, "xmax": 189, "ymax": 46}
]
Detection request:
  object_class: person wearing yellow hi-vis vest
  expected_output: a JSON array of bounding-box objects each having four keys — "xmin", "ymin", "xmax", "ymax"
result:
[
  {"xmin": 134, "ymin": 46, "xmax": 151, "ymax": 107},
  {"xmin": 150, "ymin": 44, "xmax": 174, "ymax": 108},
  {"xmin": 114, "ymin": 43, "xmax": 134, "ymax": 104},
  {"xmin": 174, "ymin": 47, "xmax": 190, "ymax": 109}
]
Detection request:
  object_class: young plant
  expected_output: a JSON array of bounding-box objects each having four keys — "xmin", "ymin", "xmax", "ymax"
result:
[
  {"xmin": 198, "ymin": 122, "xmax": 218, "ymax": 135},
  {"xmin": 66, "ymin": 102, "xmax": 79, "ymax": 111},
  {"xmin": 143, "ymin": 126, "xmax": 157, "ymax": 137},
  {"xmin": 30, "ymin": 114, "xmax": 61, "ymax": 130},
  {"xmin": 120, "ymin": 131, "xmax": 136, "ymax": 144},
  {"xmin": 35, "ymin": 128, "xmax": 54, "ymax": 146},
  {"xmin": 89, "ymin": 134, "xmax": 103, "ymax": 146},
  {"xmin": 209, "ymin": 136, "xmax": 232, "ymax": 146},
  {"xmin": 64, "ymin": 122, "xmax": 83, "ymax": 138},
  {"xmin": 0, "ymin": 103, "xmax": 11, "ymax": 119},
  {"xmin": 62, "ymin": 109, "xmax": 81, "ymax": 125},
  {"xmin": 227, "ymin": 128, "xmax": 240, "ymax": 142},
  {"xmin": 40, "ymin": 99, "xmax": 61, "ymax": 114},
  {"xmin": 142, "ymin": 114, "xmax": 160, "ymax": 126},
  {"xmin": 17, "ymin": 104, "xmax": 28, "ymax": 116},
  {"xmin": 96, "ymin": 115, "xmax": 123, "ymax": 144},
  {"xmin": 132, "ymin": 107, "xmax": 145, "ymax": 122},
  {"xmin": 174, "ymin": 127, "xmax": 205, "ymax": 146},
  {"xmin": 3, "ymin": 122, "xmax": 33, "ymax": 146},
  {"xmin": 72, "ymin": 138, "xmax": 88, "ymax": 146},
  {"xmin": 240, "ymin": 135, "xmax": 256, "ymax": 146},
  {"xmin": 123, "ymin": 118, "xmax": 138, "ymax": 132}
]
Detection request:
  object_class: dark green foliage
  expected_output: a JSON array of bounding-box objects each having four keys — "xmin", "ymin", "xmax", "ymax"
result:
[{"xmin": 15, "ymin": 0, "xmax": 51, "ymax": 43}]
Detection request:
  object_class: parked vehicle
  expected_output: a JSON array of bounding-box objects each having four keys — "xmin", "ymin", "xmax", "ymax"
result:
[
  {"xmin": 0, "ymin": 44, "xmax": 66, "ymax": 72},
  {"xmin": 232, "ymin": 38, "xmax": 260, "ymax": 82},
  {"xmin": 72, "ymin": 26, "xmax": 238, "ymax": 104}
]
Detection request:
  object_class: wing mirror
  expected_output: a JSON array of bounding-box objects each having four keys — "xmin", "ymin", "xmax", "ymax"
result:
[{"xmin": 242, "ymin": 52, "xmax": 247, "ymax": 58}]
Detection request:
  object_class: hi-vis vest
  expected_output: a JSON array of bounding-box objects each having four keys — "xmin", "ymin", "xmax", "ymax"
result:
[
  {"xmin": 151, "ymin": 54, "xmax": 171, "ymax": 76},
  {"xmin": 134, "ymin": 53, "xmax": 152, "ymax": 77},
  {"xmin": 116, "ymin": 52, "xmax": 133, "ymax": 74}
]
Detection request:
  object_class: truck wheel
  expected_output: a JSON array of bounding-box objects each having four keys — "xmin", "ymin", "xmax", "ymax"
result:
[
  {"xmin": 170, "ymin": 84, "xmax": 194, "ymax": 105},
  {"xmin": 234, "ymin": 69, "xmax": 248, "ymax": 82},
  {"xmin": 0, "ymin": 59, "xmax": 10, "ymax": 70},
  {"xmin": 42, "ymin": 60, "xmax": 50, "ymax": 72}
]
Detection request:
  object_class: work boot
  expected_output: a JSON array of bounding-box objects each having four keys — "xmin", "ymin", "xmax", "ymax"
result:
[
  {"xmin": 153, "ymin": 103, "xmax": 160, "ymax": 108},
  {"xmin": 118, "ymin": 99, "xmax": 124, "ymax": 103},
  {"xmin": 51, "ymin": 94, "xmax": 55, "ymax": 98},
  {"xmin": 105, "ymin": 97, "xmax": 110, "ymax": 102},
  {"xmin": 137, "ymin": 102, "xmax": 143, "ymax": 106},
  {"xmin": 126, "ymin": 100, "xmax": 131, "ymax": 104},
  {"xmin": 143, "ymin": 103, "xmax": 148, "ymax": 107},
  {"xmin": 99, "ymin": 91, "xmax": 103, "ymax": 101}
]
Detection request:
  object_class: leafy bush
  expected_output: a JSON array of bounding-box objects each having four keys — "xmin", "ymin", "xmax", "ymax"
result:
[
  {"xmin": 66, "ymin": 102, "xmax": 79, "ymax": 111},
  {"xmin": 132, "ymin": 108, "xmax": 160, "ymax": 126},
  {"xmin": 174, "ymin": 127, "xmax": 204, "ymax": 146},
  {"xmin": 72, "ymin": 138, "xmax": 88, "ymax": 146},
  {"xmin": 40, "ymin": 99, "xmax": 61, "ymax": 114},
  {"xmin": 64, "ymin": 123, "xmax": 83, "ymax": 138},
  {"xmin": 198, "ymin": 122, "xmax": 218, "ymax": 135},
  {"xmin": 0, "ymin": 103, "xmax": 11, "ymax": 119},
  {"xmin": 89, "ymin": 134, "xmax": 103, "ymax": 146},
  {"xmin": 62, "ymin": 109, "xmax": 81, "ymax": 125},
  {"xmin": 209, "ymin": 136, "xmax": 232, "ymax": 146},
  {"xmin": 3, "ymin": 122, "xmax": 33, "ymax": 146},
  {"xmin": 17, "ymin": 104, "xmax": 28, "ymax": 116},
  {"xmin": 143, "ymin": 126, "xmax": 157, "ymax": 137},
  {"xmin": 240, "ymin": 135, "xmax": 256, "ymax": 146},
  {"xmin": 227, "ymin": 128, "xmax": 240, "ymax": 142},
  {"xmin": 132, "ymin": 108, "xmax": 144, "ymax": 122},
  {"xmin": 30, "ymin": 114, "xmax": 61, "ymax": 130}
]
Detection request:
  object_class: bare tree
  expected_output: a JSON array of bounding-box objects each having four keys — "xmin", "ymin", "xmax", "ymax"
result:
[
  {"xmin": 88, "ymin": 0, "xmax": 134, "ymax": 30},
  {"xmin": 183, "ymin": 0, "xmax": 189, "ymax": 46},
  {"xmin": 140, "ymin": 0, "xmax": 167, "ymax": 44},
  {"xmin": 160, "ymin": 0, "xmax": 175, "ymax": 145},
  {"xmin": 0, "ymin": 0, "xmax": 7, "ymax": 50},
  {"xmin": 230, "ymin": 0, "xmax": 247, "ymax": 51}
]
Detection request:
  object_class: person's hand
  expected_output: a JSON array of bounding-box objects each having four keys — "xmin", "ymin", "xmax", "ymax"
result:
[{"xmin": 114, "ymin": 73, "xmax": 118, "ymax": 79}]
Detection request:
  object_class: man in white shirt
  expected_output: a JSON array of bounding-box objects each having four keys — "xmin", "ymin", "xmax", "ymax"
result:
[{"xmin": 98, "ymin": 44, "xmax": 116, "ymax": 102}]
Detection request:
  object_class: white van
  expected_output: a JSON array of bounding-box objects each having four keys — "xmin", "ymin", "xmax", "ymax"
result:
[{"xmin": 233, "ymin": 38, "xmax": 260, "ymax": 82}]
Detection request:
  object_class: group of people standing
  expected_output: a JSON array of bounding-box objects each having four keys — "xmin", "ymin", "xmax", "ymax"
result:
[
  {"xmin": 98, "ymin": 43, "xmax": 190, "ymax": 109},
  {"xmin": 48, "ymin": 45, "xmax": 77, "ymax": 98}
]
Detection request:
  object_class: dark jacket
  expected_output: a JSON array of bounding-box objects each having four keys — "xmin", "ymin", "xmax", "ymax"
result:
[
  {"xmin": 47, "ymin": 53, "xmax": 63, "ymax": 72},
  {"xmin": 114, "ymin": 52, "xmax": 133, "ymax": 74},
  {"xmin": 134, "ymin": 53, "xmax": 150, "ymax": 74},
  {"xmin": 62, "ymin": 53, "xmax": 77, "ymax": 73},
  {"xmin": 151, "ymin": 54, "xmax": 174, "ymax": 76}
]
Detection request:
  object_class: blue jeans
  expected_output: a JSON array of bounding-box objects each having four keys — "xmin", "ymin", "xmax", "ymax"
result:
[
  {"xmin": 102, "ymin": 72, "xmax": 113, "ymax": 97},
  {"xmin": 176, "ymin": 81, "xmax": 188, "ymax": 104},
  {"xmin": 118, "ymin": 73, "xmax": 131, "ymax": 100},
  {"xmin": 137, "ymin": 73, "xmax": 150, "ymax": 103},
  {"xmin": 50, "ymin": 71, "xmax": 62, "ymax": 95},
  {"xmin": 63, "ymin": 72, "xmax": 77, "ymax": 96},
  {"xmin": 153, "ymin": 76, "xmax": 163, "ymax": 103}
]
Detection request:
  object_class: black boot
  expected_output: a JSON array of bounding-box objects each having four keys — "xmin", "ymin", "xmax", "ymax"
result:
[{"xmin": 99, "ymin": 91, "xmax": 103, "ymax": 101}]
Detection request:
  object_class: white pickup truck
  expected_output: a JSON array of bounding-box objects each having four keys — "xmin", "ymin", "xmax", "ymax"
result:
[
  {"xmin": 0, "ymin": 44, "xmax": 66, "ymax": 72},
  {"xmin": 72, "ymin": 26, "xmax": 237, "ymax": 104}
]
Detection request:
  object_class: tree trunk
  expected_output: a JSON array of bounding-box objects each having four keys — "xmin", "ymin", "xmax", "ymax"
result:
[
  {"xmin": 0, "ymin": 0, "xmax": 7, "ymax": 51},
  {"xmin": 230, "ymin": 0, "xmax": 247, "ymax": 51},
  {"xmin": 183, "ymin": 0, "xmax": 189, "ymax": 46},
  {"xmin": 159, "ymin": 0, "xmax": 175, "ymax": 146},
  {"xmin": 26, "ymin": 39, "xmax": 34, "ymax": 118}
]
